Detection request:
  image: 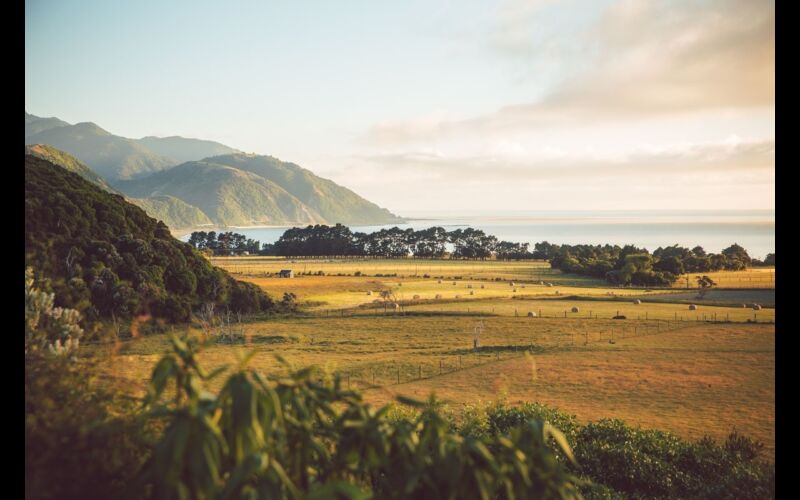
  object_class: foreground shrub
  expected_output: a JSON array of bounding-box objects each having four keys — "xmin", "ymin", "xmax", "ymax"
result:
[
  {"xmin": 25, "ymin": 357, "xmax": 156, "ymax": 500},
  {"xmin": 136, "ymin": 335, "xmax": 583, "ymax": 498}
]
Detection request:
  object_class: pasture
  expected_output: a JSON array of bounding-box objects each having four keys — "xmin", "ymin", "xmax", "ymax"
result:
[{"xmin": 89, "ymin": 258, "xmax": 776, "ymax": 460}]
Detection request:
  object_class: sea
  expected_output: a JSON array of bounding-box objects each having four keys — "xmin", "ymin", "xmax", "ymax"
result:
[{"xmin": 178, "ymin": 210, "xmax": 775, "ymax": 260}]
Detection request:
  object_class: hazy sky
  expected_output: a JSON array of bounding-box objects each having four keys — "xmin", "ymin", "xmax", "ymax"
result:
[{"xmin": 26, "ymin": 0, "xmax": 774, "ymax": 215}]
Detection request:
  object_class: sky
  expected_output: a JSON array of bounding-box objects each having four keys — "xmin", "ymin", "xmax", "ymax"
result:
[{"xmin": 25, "ymin": 0, "xmax": 774, "ymax": 215}]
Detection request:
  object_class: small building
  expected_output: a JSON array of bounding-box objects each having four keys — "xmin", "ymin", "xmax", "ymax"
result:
[{"xmin": 278, "ymin": 269, "xmax": 294, "ymax": 278}]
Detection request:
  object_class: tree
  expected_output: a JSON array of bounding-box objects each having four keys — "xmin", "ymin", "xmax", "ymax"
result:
[{"xmin": 696, "ymin": 275, "xmax": 717, "ymax": 298}]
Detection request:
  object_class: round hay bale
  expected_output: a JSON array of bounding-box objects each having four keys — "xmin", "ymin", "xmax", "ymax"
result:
[
  {"xmin": 455, "ymin": 294, "xmax": 461, "ymax": 299},
  {"xmin": 571, "ymin": 306, "xmax": 579, "ymax": 313},
  {"xmin": 435, "ymin": 294, "xmax": 442, "ymax": 299},
  {"xmin": 546, "ymin": 283, "xmax": 553, "ymax": 287},
  {"xmin": 367, "ymin": 291, "xmax": 373, "ymax": 296},
  {"xmin": 392, "ymin": 303, "xmax": 400, "ymax": 310},
  {"xmin": 452, "ymin": 281, "xmax": 457, "ymax": 285},
  {"xmin": 752, "ymin": 304, "xmax": 762, "ymax": 310},
  {"xmin": 689, "ymin": 304, "xmax": 698, "ymax": 310},
  {"xmin": 510, "ymin": 282, "xmax": 515, "ymax": 286},
  {"xmin": 469, "ymin": 290, "xmax": 474, "ymax": 295},
  {"xmin": 412, "ymin": 294, "xmax": 420, "ymax": 300},
  {"xmin": 539, "ymin": 280, "xmax": 544, "ymax": 285},
  {"xmin": 512, "ymin": 288, "xmax": 517, "ymax": 292},
  {"xmin": 398, "ymin": 283, "xmax": 402, "ymax": 287},
  {"xmin": 521, "ymin": 285, "xmax": 526, "ymax": 288},
  {"xmin": 555, "ymin": 290, "xmax": 560, "ymax": 295},
  {"xmin": 633, "ymin": 299, "xmax": 642, "ymax": 305},
  {"xmin": 438, "ymin": 280, "xmax": 442, "ymax": 284},
  {"xmin": 480, "ymin": 284, "xmax": 485, "ymax": 289},
  {"xmin": 467, "ymin": 284, "xmax": 473, "ymax": 288},
  {"xmin": 527, "ymin": 311, "xmax": 536, "ymax": 317}
]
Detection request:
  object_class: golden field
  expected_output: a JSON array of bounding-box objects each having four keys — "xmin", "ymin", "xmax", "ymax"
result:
[{"xmin": 89, "ymin": 258, "xmax": 775, "ymax": 460}]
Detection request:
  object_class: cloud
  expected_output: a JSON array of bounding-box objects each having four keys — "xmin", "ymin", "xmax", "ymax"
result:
[
  {"xmin": 365, "ymin": 0, "xmax": 774, "ymax": 146},
  {"xmin": 348, "ymin": 138, "xmax": 774, "ymax": 186}
]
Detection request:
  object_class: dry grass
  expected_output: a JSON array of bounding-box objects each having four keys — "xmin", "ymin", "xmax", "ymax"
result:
[
  {"xmin": 674, "ymin": 268, "xmax": 775, "ymax": 289},
  {"xmin": 88, "ymin": 317, "xmax": 774, "ymax": 460}
]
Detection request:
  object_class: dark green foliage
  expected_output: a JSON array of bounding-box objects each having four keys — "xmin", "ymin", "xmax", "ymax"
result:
[
  {"xmin": 25, "ymin": 357, "xmax": 156, "ymax": 500},
  {"xmin": 25, "ymin": 155, "xmax": 274, "ymax": 326},
  {"xmin": 133, "ymin": 338, "xmax": 774, "ymax": 499},
  {"xmin": 137, "ymin": 336, "xmax": 583, "ymax": 499}
]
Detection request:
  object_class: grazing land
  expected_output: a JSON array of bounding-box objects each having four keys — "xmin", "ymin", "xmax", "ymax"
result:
[{"xmin": 88, "ymin": 257, "xmax": 775, "ymax": 461}]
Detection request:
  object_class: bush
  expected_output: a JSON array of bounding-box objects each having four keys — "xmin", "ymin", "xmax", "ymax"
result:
[
  {"xmin": 26, "ymin": 357, "xmax": 156, "ymax": 499},
  {"xmin": 136, "ymin": 335, "xmax": 583, "ymax": 498}
]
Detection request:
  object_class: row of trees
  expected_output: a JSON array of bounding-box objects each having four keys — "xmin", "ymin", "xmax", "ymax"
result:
[
  {"xmin": 187, "ymin": 231, "xmax": 262, "ymax": 256},
  {"xmin": 544, "ymin": 242, "xmax": 762, "ymax": 286},
  {"xmin": 269, "ymin": 224, "xmax": 528, "ymax": 259},
  {"xmin": 188, "ymin": 224, "xmax": 772, "ymax": 287}
]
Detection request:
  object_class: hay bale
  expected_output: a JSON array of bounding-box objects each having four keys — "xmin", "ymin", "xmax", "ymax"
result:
[
  {"xmin": 480, "ymin": 284, "xmax": 485, "ymax": 289},
  {"xmin": 633, "ymin": 299, "xmax": 642, "ymax": 305},
  {"xmin": 510, "ymin": 282, "xmax": 515, "ymax": 286},
  {"xmin": 512, "ymin": 288, "xmax": 517, "ymax": 292},
  {"xmin": 412, "ymin": 294, "xmax": 420, "ymax": 300},
  {"xmin": 452, "ymin": 281, "xmax": 457, "ymax": 285},
  {"xmin": 438, "ymin": 280, "xmax": 442, "ymax": 284},
  {"xmin": 527, "ymin": 311, "xmax": 536, "ymax": 317},
  {"xmin": 546, "ymin": 283, "xmax": 553, "ymax": 287},
  {"xmin": 469, "ymin": 290, "xmax": 474, "ymax": 295},
  {"xmin": 689, "ymin": 304, "xmax": 698, "ymax": 310},
  {"xmin": 555, "ymin": 290, "xmax": 560, "ymax": 295},
  {"xmin": 366, "ymin": 291, "xmax": 373, "ymax": 296},
  {"xmin": 539, "ymin": 280, "xmax": 544, "ymax": 285},
  {"xmin": 752, "ymin": 304, "xmax": 762, "ymax": 310},
  {"xmin": 521, "ymin": 285, "xmax": 526, "ymax": 288},
  {"xmin": 392, "ymin": 303, "xmax": 400, "ymax": 310},
  {"xmin": 455, "ymin": 294, "xmax": 461, "ymax": 299},
  {"xmin": 435, "ymin": 294, "xmax": 442, "ymax": 299},
  {"xmin": 571, "ymin": 306, "xmax": 579, "ymax": 313}
]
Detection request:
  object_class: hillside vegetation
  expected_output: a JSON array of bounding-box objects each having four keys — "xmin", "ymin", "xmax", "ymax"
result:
[
  {"xmin": 128, "ymin": 195, "xmax": 213, "ymax": 229},
  {"xmin": 26, "ymin": 121, "xmax": 176, "ymax": 181},
  {"xmin": 117, "ymin": 161, "xmax": 327, "ymax": 226},
  {"xmin": 25, "ymin": 143, "xmax": 119, "ymax": 193},
  {"xmin": 25, "ymin": 154, "xmax": 274, "ymax": 326},
  {"xmin": 137, "ymin": 135, "xmax": 240, "ymax": 163}
]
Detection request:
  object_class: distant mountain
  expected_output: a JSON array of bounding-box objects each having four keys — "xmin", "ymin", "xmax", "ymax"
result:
[
  {"xmin": 204, "ymin": 153, "xmax": 404, "ymax": 225},
  {"xmin": 25, "ymin": 144, "xmax": 119, "ymax": 194},
  {"xmin": 128, "ymin": 195, "xmax": 214, "ymax": 230},
  {"xmin": 25, "ymin": 112, "xmax": 70, "ymax": 138},
  {"xmin": 25, "ymin": 121, "xmax": 176, "ymax": 181},
  {"xmin": 117, "ymin": 161, "xmax": 327, "ymax": 226},
  {"xmin": 25, "ymin": 112, "xmax": 404, "ymax": 227},
  {"xmin": 137, "ymin": 136, "xmax": 240, "ymax": 163}
]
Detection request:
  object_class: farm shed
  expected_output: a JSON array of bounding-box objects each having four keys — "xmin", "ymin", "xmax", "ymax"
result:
[{"xmin": 278, "ymin": 269, "xmax": 294, "ymax": 278}]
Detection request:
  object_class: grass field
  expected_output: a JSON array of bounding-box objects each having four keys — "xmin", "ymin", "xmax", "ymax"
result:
[
  {"xmin": 673, "ymin": 268, "xmax": 775, "ymax": 289},
  {"xmin": 88, "ymin": 258, "xmax": 775, "ymax": 461},
  {"xmin": 90, "ymin": 317, "xmax": 775, "ymax": 460}
]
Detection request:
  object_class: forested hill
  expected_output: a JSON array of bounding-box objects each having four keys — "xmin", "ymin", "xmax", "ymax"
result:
[{"xmin": 24, "ymin": 154, "xmax": 274, "ymax": 324}]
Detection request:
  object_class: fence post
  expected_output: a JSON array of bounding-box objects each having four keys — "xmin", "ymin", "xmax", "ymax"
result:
[
  {"xmin": 419, "ymin": 364, "xmax": 422, "ymax": 379},
  {"xmin": 440, "ymin": 359, "xmax": 443, "ymax": 375}
]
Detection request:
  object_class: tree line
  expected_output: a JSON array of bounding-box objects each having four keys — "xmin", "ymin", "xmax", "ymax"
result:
[{"xmin": 187, "ymin": 224, "xmax": 773, "ymax": 287}]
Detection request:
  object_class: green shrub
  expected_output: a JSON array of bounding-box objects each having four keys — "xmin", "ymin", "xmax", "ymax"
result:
[{"xmin": 136, "ymin": 335, "xmax": 583, "ymax": 498}]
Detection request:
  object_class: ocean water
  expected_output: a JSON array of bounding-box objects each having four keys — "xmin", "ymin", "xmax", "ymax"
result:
[{"xmin": 179, "ymin": 210, "xmax": 775, "ymax": 260}]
